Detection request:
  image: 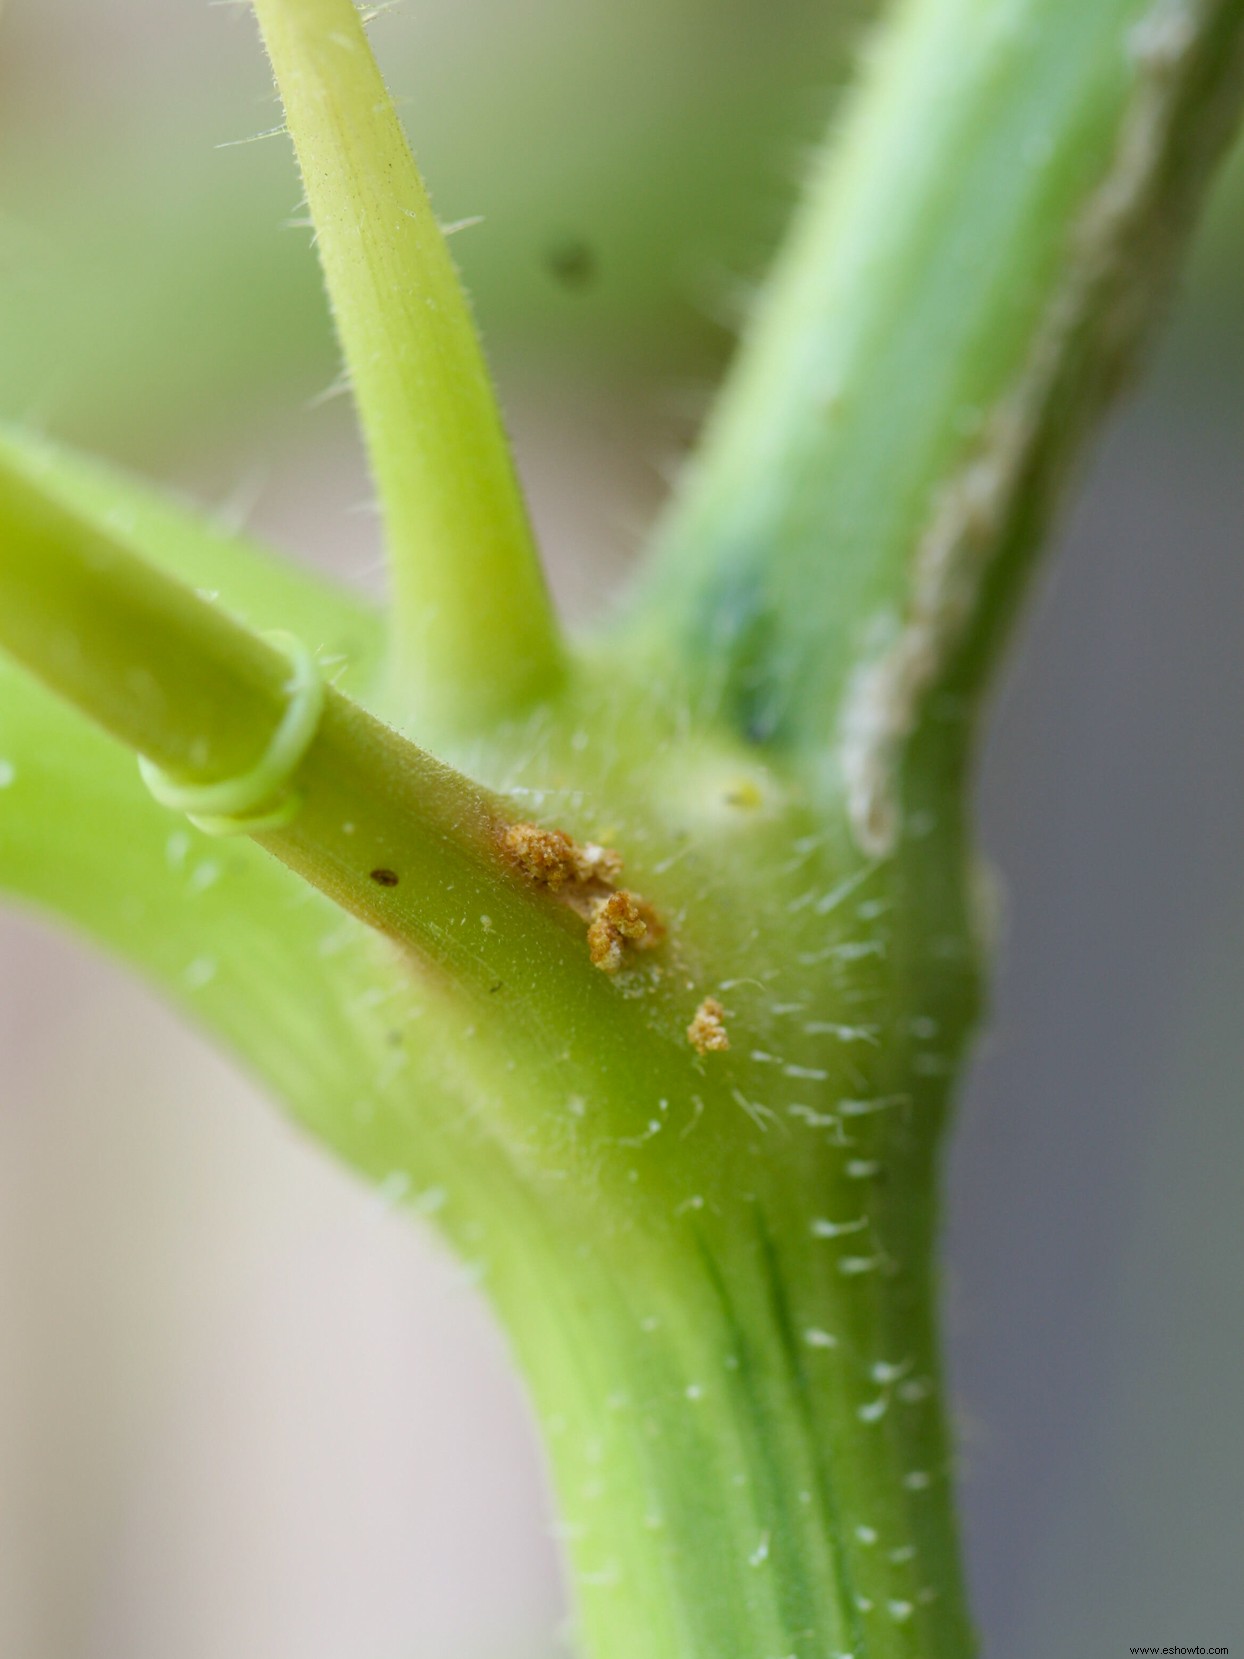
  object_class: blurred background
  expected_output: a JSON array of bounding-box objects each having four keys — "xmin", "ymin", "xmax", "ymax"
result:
[{"xmin": 0, "ymin": 1, "xmax": 1241, "ymax": 1654}]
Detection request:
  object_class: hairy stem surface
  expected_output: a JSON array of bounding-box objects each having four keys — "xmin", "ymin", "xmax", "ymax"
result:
[
  {"xmin": 252, "ymin": 0, "xmax": 563, "ymax": 724},
  {"xmin": 2, "ymin": 1, "xmax": 1244, "ymax": 1656}
]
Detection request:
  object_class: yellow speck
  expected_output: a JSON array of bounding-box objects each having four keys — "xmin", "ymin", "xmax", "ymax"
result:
[{"xmin": 687, "ymin": 997, "xmax": 730, "ymax": 1055}]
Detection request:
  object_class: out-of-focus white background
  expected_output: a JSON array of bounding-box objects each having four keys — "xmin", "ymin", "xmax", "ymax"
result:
[{"xmin": 1, "ymin": 2, "xmax": 1242, "ymax": 1654}]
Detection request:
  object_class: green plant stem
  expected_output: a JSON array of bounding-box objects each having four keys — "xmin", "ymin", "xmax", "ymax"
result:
[
  {"xmin": 0, "ymin": 457, "xmax": 721, "ymax": 1171},
  {"xmin": 493, "ymin": 1189, "xmax": 971, "ymax": 1659},
  {"xmin": 0, "ymin": 423, "xmax": 984, "ymax": 1656},
  {"xmin": 629, "ymin": 0, "xmax": 1244, "ymax": 849},
  {"xmin": 0, "ymin": 425, "xmax": 384, "ymax": 696},
  {"xmin": 0, "ymin": 459, "xmax": 563, "ymax": 1001},
  {"xmin": 0, "ymin": 456, "xmax": 299, "ymax": 784},
  {"xmin": 4, "ymin": 1, "xmax": 1243, "ymax": 1655},
  {"xmin": 251, "ymin": 0, "xmax": 563, "ymax": 727}
]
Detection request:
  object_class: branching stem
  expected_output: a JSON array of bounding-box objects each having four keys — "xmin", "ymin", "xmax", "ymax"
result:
[{"xmin": 2, "ymin": 3, "xmax": 1244, "ymax": 1658}]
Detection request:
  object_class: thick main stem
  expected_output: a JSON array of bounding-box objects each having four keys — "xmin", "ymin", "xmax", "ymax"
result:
[{"xmin": 487, "ymin": 1074, "xmax": 974, "ymax": 1659}]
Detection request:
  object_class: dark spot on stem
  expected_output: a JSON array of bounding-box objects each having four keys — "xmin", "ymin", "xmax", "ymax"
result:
[
  {"xmin": 544, "ymin": 237, "xmax": 597, "ymax": 290},
  {"xmin": 370, "ymin": 868, "xmax": 400, "ymax": 887}
]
